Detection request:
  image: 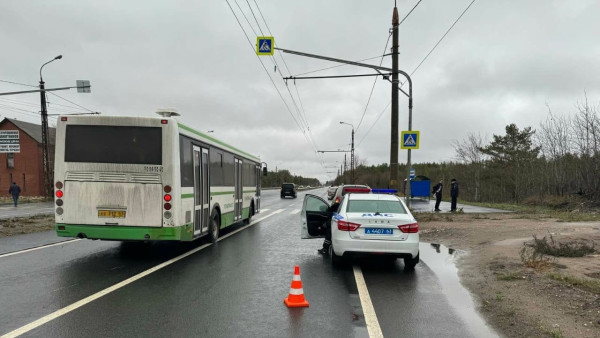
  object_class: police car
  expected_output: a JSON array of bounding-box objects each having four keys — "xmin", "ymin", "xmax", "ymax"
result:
[{"xmin": 301, "ymin": 191, "xmax": 419, "ymax": 269}]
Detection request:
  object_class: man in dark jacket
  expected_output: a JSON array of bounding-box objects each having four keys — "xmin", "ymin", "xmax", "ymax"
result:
[
  {"xmin": 432, "ymin": 179, "xmax": 443, "ymax": 211},
  {"xmin": 8, "ymin": 182, "xmax": 21, "ymax": 207},
  {"xmin": 318, "ymin": 201, "xmax": 339, "ymax": 255},
  {"xmin": 450, "ymin": 178, "xmax": 459, "ymax": 212}
]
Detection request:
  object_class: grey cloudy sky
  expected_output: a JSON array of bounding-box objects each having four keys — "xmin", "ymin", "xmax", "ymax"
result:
[{"xmin": 1, "ymin": 0, "xmax": 599, "ymax": 183}]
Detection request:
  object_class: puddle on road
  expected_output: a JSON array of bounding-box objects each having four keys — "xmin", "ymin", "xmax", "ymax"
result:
[{"xmin": 420, "ymin": 242, "xmax": 499, "ymax": 338}]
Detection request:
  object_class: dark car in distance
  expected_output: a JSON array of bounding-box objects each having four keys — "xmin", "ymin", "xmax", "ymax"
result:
[{"xmin": 280, "ymin": 183, "xmax": 297, "ymax": 199}]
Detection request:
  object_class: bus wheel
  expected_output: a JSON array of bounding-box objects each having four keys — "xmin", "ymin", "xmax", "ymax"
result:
[
  {"xmin": 244, "ymin": 202, "xmax": 254, "ymax": 225},
  {"xmin": 209, "ymin": 211, "xmax": 220, "ymax": 243}
]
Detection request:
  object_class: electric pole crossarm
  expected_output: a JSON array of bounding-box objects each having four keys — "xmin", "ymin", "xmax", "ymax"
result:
[
  {"xmin": 275, "ymin": 47, "xmax": 393, "ymax": 73},
  {"xmin": 0, "ymin": 86, "xmax": 89, "ymax": 96}
]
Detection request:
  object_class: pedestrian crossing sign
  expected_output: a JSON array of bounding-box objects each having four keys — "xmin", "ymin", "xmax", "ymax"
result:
[
  {"xmin": 256, "ymin": 36, "xmax": 275, "ymax": 55},
  {"xmin": 401, "ymin": 131, "xmax": 420, "ymax": 149}
]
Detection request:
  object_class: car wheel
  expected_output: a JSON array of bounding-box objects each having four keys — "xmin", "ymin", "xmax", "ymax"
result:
[
  {"xmin": 244, "ymin": 202, "xmax": 253, "ymax": 225},
  {"xmin": 209, "ymin": 210, "xmax": 220, "ymax": 243},
  {"xmin": 329, "ymin": 244, "xmax": 342, "ymax": 266},
  {"xmin": 404, "ymin": 253, "xmax": 419, "ymax": 271}
]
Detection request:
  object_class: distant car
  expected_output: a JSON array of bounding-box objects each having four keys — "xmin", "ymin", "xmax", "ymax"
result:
[
  {"xmin": 300, "ymin": 192, "xmax": 419, "ymax": 269},
  {"xmin": 327, "ymin": 186, "xmax": 338, "ymax": 200},
  {"xmin": 332, "ymin": 184, "xmax": 371, "ymax": 204},
  {"xmin": 298, "ymin": 185, "xmax": 304, "ymax": 189},
  {"xmin": 280, "ymin": 183, "xmax": 297, "ymax": 199}
]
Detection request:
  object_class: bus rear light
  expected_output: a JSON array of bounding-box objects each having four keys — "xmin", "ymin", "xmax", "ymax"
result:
[
  {"xmin": 164, "ymin": 203, "xmax": 172, "ymax": 210},
  {"xmin": 164, "ymin": 211, "xmax": 172, "ymax": 219},
  {"xmin": 164, "ymin": 185, "xmax": 172, "ymax": 193},
  {"xmin": 164, "ymin": 194, "xmax": 172, "ymax": 202},
  {"xmin": 161, "ymin": 119, "xmax": 168, "ymax": 124},
  {"xmin": 398, "ymin": 223, "xmax": 419, "ymax": 233},
  {"xmin": 61, "ymin": 117, "xmax": 67, "ymax": 121},
  {"xmin": 56, "ymin": 199, "xmax": 63, "ymax": 206},
  {"xmin": 338, "ymin": 220, "xmax": 361, "ymax": 231},
  {"xmin": 55, "ymin": 181, "xmax": 63, "ymax": 189},
  {"xmin": 56, "ymin": 190, "xmax": 63, "ymax": 198},
  {"xmin": 56, "ymin": 207, "xmax": 64, "ymax": 215},
  {"xmin": 58, "ymin": 225, "xmax": 65, "ymax": 230}
]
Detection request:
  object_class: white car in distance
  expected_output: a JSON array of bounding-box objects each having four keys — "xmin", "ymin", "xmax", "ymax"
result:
[{"xmin": 301, "ymin": 192, "xmax": 419, "ymax": 269}]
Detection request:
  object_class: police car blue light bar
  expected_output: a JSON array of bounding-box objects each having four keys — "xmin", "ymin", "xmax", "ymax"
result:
[{"xmin": 371, "ymin": 189, "xmax": 398, "ymax": 194}]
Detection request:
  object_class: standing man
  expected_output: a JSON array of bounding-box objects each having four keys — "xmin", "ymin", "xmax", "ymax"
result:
[
  {"xmin": 432, "ymin": 179, "xmax": 443, "ymax": 212},
  {"xmin": 450, "ymin": 178, "xmax": 459, "ymax": 212},
  {"xmin": 8, "ymin": 182, "xmax": 21, "ymax": 207}
]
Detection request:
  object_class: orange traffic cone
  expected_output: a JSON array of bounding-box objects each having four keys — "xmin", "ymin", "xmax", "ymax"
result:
[{"xmin": 284, "ymin": 265, "xmax": 310, "ymax": 308}]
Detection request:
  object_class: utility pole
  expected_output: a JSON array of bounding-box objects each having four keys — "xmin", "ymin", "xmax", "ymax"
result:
[
  {"xmin": 39, "ymin": 55, "xmax": 62, "ymax": 198},
  {"xmin": 351, "ymin": 127, "xmax": 354, "ymax": 182},
  {"xmin": 39, "ymin": 79, "xmax": 51, "ymax": 197},
  {"xmin": 390, "ymin": 5, "xmax": 399, "ymax": 193}
]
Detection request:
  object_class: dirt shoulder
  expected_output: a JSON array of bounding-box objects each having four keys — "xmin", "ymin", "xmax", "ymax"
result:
[
  {"xmin": 0, "ymin": 215, "xmax": 55, "ymax": 237},
  {"xmin": 419, "ymin": 212, "xmax": 600, "ymax": 338}
]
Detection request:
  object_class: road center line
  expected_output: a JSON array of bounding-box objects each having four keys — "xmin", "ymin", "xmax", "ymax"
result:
[
  {"xmin": 353, "ymin": 265, "xmax": 384, "ymax": 338},
  {"xmin": 290, "ymin": 209, "xmax": 300, "ymax": 215},
  {"xmin": 0, "ymin": 210, "xmax": 282, "ymax": 338},
  {"xmin": 0, "ymin": 239, "xmax": 81, "ymax": 259}
]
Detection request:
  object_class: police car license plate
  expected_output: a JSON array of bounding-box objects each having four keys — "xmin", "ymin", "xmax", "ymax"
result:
[
  {"xmin": 365, "ymin": 228, "xmax": 393, "ymax": 235},
  {"xmin": 98, "ymin": 210, "xmax": 126, "ymax": 218}
]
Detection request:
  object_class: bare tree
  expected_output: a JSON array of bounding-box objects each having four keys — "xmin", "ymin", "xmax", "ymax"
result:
[{"xmin": 452, "ymin": 133, "xmax": 487, "ymax": 201}]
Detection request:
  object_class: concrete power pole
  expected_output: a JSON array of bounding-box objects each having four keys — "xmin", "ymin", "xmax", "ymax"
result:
[{"xmin": 390, "ymin": 6, "xmax": 399, "ymax": 192}]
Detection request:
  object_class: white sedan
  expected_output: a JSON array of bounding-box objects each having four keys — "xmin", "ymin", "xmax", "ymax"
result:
[{"xmin": 301, "ymin": 192, "xmax": 420, "ymax": 269}]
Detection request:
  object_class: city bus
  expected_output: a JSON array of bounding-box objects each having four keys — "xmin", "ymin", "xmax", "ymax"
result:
[{"xmin": 53, "ymin": 111, "xmax": 263, "ymax": 242}]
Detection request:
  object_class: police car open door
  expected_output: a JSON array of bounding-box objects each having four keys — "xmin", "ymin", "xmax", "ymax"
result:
[{"xmin": 301, "ymin": 194, "xmax": 331, "ymax": 239}]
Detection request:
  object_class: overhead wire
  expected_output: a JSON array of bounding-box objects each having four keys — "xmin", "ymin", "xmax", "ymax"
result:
[
  {"xmin": 405, "ymin": 0, "xmax": 477, "ymax": 82},
  {"xmin": 249, "ymin": 0, "xmax": 326, "ymax": 167},
  {"xmin": 225, "ymin": 0, "xmax": 306, "ymax": 137}
]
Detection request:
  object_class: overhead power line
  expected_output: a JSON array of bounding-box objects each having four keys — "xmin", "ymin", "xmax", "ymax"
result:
[{"xmin": 407, "ymin": 0, "xmax": 477, "ymax": 80}]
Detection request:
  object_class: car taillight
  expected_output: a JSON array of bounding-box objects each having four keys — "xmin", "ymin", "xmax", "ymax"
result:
[
  {"xmin": 398, "ymin": 223, "xmax": 419, "ymax": 233},
  {"xmin": 338, "ymin": 220, "xmax": 361, "ymax": 231},
  {"xmin": 335, "ymin": 196, "xmax": 340, "ymax": 203}
]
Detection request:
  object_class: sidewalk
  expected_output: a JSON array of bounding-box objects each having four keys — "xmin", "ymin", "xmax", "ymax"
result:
[{"xmin": 0, "ymin": 201, "xmax": 54, "ymax": 220}]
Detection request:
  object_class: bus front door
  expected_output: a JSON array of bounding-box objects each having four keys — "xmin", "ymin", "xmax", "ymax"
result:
[
  {"xmin": 234, "ymin": 159, "xmax": 243, "ymax": 221},
  {"xmin": 193, "ymin": 146, "xmax": 210, "ymax": 236}
]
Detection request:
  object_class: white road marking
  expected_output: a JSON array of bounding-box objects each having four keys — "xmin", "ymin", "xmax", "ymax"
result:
[
  {"xmin": 353, "ymin": 265, "xmax": 384, "ymax": 338},
  {"xmin": 289, "ymin": 204, "xmax": 295, "ymax": 207},
  {"xmin": 0, "ymin": 239, "xmax": 81, "ymax": 259},
  {"xmin": 0, "ymin": 211, "xmax": 283, "ymax": 338},
  {"xmin": 260, "ymin": 208, "xmax": 270, "ymax": 212},
  {"xmin": 290, "ymin": 209, "xmax": 300, "ymax": 215},
  {"xmin": 218, "ymin": 209, "xmax": 283, "ymax": 241}
]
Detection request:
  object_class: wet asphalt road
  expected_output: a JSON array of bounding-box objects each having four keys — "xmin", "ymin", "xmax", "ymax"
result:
[{"xmin": 0, "ymin": 188, "xmax": 498, "ymax": 337}]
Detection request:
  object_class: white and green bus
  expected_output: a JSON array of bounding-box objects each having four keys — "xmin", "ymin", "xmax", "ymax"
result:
[{"xmin": 53, "ymin": 111, "xmax": 263, "ymax": 242}]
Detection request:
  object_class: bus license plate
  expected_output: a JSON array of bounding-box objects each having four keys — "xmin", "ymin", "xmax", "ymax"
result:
[
  {"xmin": 365, "ymin": 228, "xmax": 393, "ymax": 235},
  {"xmin": 98, "ymin": 210, "xmax": 126, "ymax": 218}
]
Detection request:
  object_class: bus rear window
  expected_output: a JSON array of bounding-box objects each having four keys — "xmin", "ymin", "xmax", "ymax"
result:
[{"xmin": 65, "ymin": 125, "xmax": 162, "ymax": 164}]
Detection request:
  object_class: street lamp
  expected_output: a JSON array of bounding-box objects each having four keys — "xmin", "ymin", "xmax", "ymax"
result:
[
  {"xmin": 339, "ymin": 121, "xmax": 354, "ymax": 183},
  {"xmin": 39, "ymin": 54, "xmax": 62, "ymax": 197}
]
